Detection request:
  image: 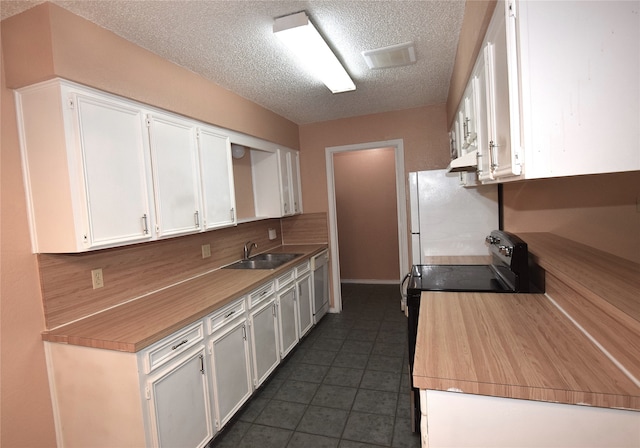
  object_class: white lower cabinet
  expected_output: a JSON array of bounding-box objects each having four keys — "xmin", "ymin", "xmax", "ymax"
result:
[
  {"xmin": 277, "ymin": 283, "xmax": 299, "ymax": 359},
  {"xmin": 296, "ymin": 273, "xmax": 313, "ymax": 338},
  {"xmin": 248, "ymin": 284, "xmax": 280, "ymax": 388},
  {"xmin": 208, "ymin": 316, "xmax": 252, "ymax": 430},
  {"xmin": 420, "ymin": 389, "xmax": 640, "ymax": 448},
  {"xmin": 43, "ymin": 253, "xmax": 328, "ymax": 447},
  {"xmin": 295, "ymin": 262, "xmax": 314, "ymax": 338},
  {"xmin": 146, "ymin": 346, "xmax": 213, "ymax": 448}
]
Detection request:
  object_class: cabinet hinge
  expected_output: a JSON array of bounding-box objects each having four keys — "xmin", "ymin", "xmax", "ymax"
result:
[
  {"xmin": 67, "ymin": 96, "xmax": 75, "ymax": 109},
  {"xmin": 145, "ymin": 386, "xmax": 150, "ymax": 400}
]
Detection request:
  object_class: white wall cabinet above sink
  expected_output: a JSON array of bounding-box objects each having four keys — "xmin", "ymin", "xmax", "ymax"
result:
[{"xmin": 15, "ymin": 78, "xmax": 300, "ymax": 253}]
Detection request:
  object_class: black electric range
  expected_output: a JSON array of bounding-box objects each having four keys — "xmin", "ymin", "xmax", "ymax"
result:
[{"xmin": 405, "ymin": 230, "xmax": 544, "ymax": 432}]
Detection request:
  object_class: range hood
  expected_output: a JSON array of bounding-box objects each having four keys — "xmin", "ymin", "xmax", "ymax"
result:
[{"xmin": 447, "ymin": 149, "xmax": 478, "ymax": 173}]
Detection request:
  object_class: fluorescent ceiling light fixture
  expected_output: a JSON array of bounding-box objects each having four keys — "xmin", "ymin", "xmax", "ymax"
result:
[
  {"xmin": 274, "ymin": 11, "xmax": 355, "ymax": 94},
  {"xmin": 362, "ymin": 42, "xmax": 416, "ymax": 69}
]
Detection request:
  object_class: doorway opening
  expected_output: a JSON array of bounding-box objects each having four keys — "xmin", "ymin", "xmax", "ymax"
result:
[{"xmin": 325, "ymin": 140, "xmax": 409, "ymax": 313}]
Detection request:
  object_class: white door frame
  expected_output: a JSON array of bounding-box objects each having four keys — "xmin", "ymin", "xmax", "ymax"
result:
[{"xmin": 325, "ymin": 139, "xmax": 409, "ymax": 313}]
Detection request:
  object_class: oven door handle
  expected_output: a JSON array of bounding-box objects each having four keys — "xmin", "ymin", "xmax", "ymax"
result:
[{"xmin": 401, "ymin": 272, "xmax": 411, "ymax": 296}]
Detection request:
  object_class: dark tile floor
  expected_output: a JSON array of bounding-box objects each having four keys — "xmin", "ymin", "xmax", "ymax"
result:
[{"xmin": 209, "ymin": 283, "xmax": 420, "ymax": 448}]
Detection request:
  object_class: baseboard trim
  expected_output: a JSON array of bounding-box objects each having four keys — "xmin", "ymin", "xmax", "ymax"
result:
[{"xmin": 340, "ymin": 279, "xmax": 400, "ymax": 285}]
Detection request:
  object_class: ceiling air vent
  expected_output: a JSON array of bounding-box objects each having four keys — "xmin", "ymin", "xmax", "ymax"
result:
[{"xmin": 362, "ymin": 42, "xmax": 416, "ymax": 69}]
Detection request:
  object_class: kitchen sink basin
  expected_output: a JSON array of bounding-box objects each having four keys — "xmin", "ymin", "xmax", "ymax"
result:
[{"xmin": 224, "ymin": 253, "xmax": 301, "ymax": 270}]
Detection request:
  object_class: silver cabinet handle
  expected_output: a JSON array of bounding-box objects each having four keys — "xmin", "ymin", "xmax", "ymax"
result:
[
  {"xmin": 230, "ymin": 208, "xmax": 235, "ymax": 221},
  {"xmin": 194, "ymin": 211, "xmax": 200, "ymax": 227},
  {"xmin": 225, "ymin": 310, "xmax": 235, "ymax": 318},
  {"xmin": 142, "ymin": 214, "xmax": 149, "ymax": 234},
  {"xmin": 172, "ymin": 339, "xmax": 188, "ymax": 350},
  {"xmin": 242, "ymin": 325, "xmax": 247, "ymax": 340},
  {"xmin": 199, "ymin": 354, "xmax": 205, "ymax": 375}
]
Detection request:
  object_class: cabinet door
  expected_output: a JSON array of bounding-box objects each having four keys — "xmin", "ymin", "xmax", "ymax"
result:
[
  {"xmin": 198, "ymin": 128, "xmax": 236, "ymax": 230},
  {"xmin": 209, "ymin": 318, "xmax": 252, "ymax": 430},
  {"xmin": 249, "ymin": 298, "xmax": 280, "ymax": 387},
  {"xmin": 147, "ymin": 347, "xmax": 213, "ymax": 448},
  {"xmin": 278, "ymin": 149, "xmax": 292, "ymax": 215},
  {"xmin": 289, "ymin": 151, "xmax": 302, "ymax": 214},
  {"xmin": 462, "ymin": 83, "xmax": 477, "ymax": 150},
  {"xmin": 148, "ymin": 113, "xmax": 202, "ymax": 237},
  {"xmin": 277, "ymin": 284, "xmax": 299, "ymax": 359},
  {"xmin": 75, "ymin": 93, "xmax": 154, "ymax": 248},
  {"xmin": 474, "ymin": 54, "xmax": 493, "ymax": 182},
  {"xmin": 296, "ymin": 274, "xmax": 313, "ymax": 338},
  {"xmin": 484, "ymin": 0, "xmax": 522, "ymax": 181}
]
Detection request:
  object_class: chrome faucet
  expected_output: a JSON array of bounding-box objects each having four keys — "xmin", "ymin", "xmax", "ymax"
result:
[{"xmin": 243, "ymin": 241, "xmax": 258, "ymax": 260}]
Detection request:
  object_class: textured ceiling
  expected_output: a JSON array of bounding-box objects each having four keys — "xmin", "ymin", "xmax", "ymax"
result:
[{"xmin": 1, "ymin": 0, "xmax": 465, "ymax": 124}]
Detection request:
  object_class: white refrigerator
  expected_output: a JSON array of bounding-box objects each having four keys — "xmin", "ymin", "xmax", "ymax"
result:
[{"xmin": 409, "ymin": 170, "xmax": 499, "ymax": 264}]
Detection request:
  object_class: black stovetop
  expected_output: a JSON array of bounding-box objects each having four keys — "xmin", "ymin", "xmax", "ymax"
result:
[{"xmin": 407, "ymin": 264, "xmax": 512, "ymax": 293}]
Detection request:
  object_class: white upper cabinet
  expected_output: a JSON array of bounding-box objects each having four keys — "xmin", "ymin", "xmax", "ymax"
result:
[
  {"xmin": 197, "ymin": 127, "xmax": 236, "ymax": 230},
  {"xmin": 289, "ymin": 150, "xmax": 302, "ymax": 215},
  {"xmin": 482, "ymin": 0, "xmax": 522, "ymax": 181},
  {"xmin": 516, "ymin": 0, "xmax": 639, "ymax": 178},
  {"xmin": 473, "ymin": 56, "xmax": 491, "ymax": 182},
  {"xmin": 16, "ymin": 78, "xmax": 302, "ymax": 252},
  {"xmin": 16, "ymin": 80, "xmax": 155, "ymax": 253},
  {"xmin": 278, "ymin": 148, "xmax": 303, "ymax": 216},
  {"xmin": 147, "ymin": 112, "xmax": 202, "ymax": 238},
  {"xmin": 250, "ymin": 147, "xmax": 303, "ymax": 218},
  {"xmin": 469, "ymin": 0, "xmax": 639, "ymax": 183}
]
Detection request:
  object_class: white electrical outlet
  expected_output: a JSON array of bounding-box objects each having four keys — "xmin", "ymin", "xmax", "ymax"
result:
[
  {"xmin": 268, "ymin": 228, "xmax": 277, "ymax": 240},
  {"xmin": 91, "ymin": 268, "xmax": 104, "ymax": 289},
  {"xmin": 202, "ymin": 244, "xmax": 211, "ymax": 258}
]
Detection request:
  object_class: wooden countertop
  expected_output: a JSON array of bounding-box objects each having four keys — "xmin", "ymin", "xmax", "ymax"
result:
[
  {"xmin": 412, "ymin": 232, "xmax": 640, "ymax": 411},
  {"xmin": 413, "ymin": 291, "xmax": 639, "ymax": 410},
  {"xmin": 42, "ymin": 244, "xmax": 326, "ymax": 352}
]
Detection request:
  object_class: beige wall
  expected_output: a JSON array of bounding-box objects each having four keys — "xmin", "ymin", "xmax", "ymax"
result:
[
  {"xmin": 1, "ymin": 39, "xmax": 58, "ymax": 447},
  {"xmin": 334, "ymin": 148, "xmax": 399, "ymax": 281},
  {"xmin": 503, "ymin": 172, "xmax": 640, "ymax": 263},
  {"xmin": 299, "ymin": 105, "xmax": 450, "ymax": 214}
]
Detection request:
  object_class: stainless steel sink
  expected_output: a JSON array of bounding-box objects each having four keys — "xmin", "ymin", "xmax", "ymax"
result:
[{"xmin": 224, "ymin": 253, "xmax": 301, "ymax": 270}]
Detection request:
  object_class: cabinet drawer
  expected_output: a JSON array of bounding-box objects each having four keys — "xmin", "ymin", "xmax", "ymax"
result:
[
  {"xmin": 144, "ymin": 321, "xmax": 204, "ymax": 373},
  {"xmin": 275, "ymin": 270, "xmax": 295, "ymax": 290},
  {"xmin": 207, "ymin": 297, "xmax": 246, "ymax": 334},
  {"xmin": 295, "ymin": 261, "xmax": 310, "ymax": 277},
  {"xmin": 249, "ymin": 281, "xmax": 275, "ymax": 308}
]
